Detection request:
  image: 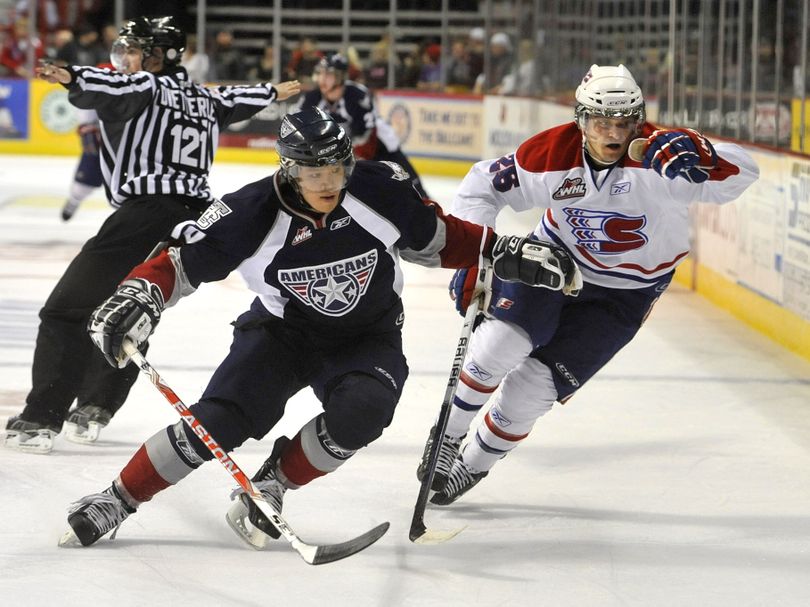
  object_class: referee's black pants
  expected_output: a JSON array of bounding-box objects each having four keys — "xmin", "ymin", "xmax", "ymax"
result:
[{"xmin": 20, "ymin": 195, "xmax": 207, "ymax": 428}]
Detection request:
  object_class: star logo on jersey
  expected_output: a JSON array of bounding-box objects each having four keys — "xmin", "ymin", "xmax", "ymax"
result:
[
  {"xmin": 278, "ymin": 250, "xmax": 377, "ymax": 317},
  {"xmin": 563, "ymin": 207, "xmax": 648, "ymax": 254}
]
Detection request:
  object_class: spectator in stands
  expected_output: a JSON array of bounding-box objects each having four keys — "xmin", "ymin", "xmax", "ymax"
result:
[
  {"xmin": 48, "ymin": 28, "xmax": 73, "ymax": 61},
  {"xmin": 446, "ymin": 38, "xmax": 474, "ymax": 92},
  {"xmin": 417, "ymin": 42, "xmax": 442, "ymax": 91},
  {"xmin": 248, "ymin": 42, "xmax": 275, "ymax": 82},
  {"xmin": 0, "ymin": 17, "xmax": 45, "ymax": 78},
  {"xmin": 182, "ymin": 34, "xmax": 210, "ymax": 84},
  {"xmin": 13, "ymin": 0, "xmax": 58, "ymax": 38},
  {"xmin": 474, "ymin": 31, "xmax": 513, "ymax": 94},
  {"xmin": 498, "ymin": 38, "xmax": 540, "ymax": 96},
  {"xmin": 364, "ymin": 42, "xmax": 395, "ymax": 91},
  {"xmin": 211, "ymin": 29, "xmax": 246, "ymax": 82},
  {"xmin": 398, "ymin": 44, "xmax": 423, "ymax": 89},
  {"xmin": 466, "ymin": 26, "xmax": 485, "ymax": 85},
  {"xmin": 55, "ymin": 22, "xmax": 106, "ymax": 66},
  {"xmin": 345, "ymin": 45, "xmax": 364, "ymax": 82},
  {"xmin": 285, "ymin": 36, "xmax": 323, "ymax": 88}
]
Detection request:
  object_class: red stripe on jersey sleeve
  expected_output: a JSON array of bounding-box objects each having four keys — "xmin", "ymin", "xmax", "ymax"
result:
[
  {"xmin": 431, "ymin": 200, "xmax": 496, "ymax": 268},
  {"xmin": 124, "ymin": 249, "xmax": 177, "ymax": 301}
]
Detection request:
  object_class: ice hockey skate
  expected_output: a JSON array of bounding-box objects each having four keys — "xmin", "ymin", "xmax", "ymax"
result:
[
  {"xmin": 416, "ymin": 425, "xmax": 465, "ymax": 492},
  {"xmin": 63, "ymin": 403, "xmax": 113, "ymax": 444},
  {"xmin": 3, "ymin": 415, "xmax": 62, "ymax": 454},
  {"xmin": 226, "ymin": 437, "xmax": 289, "ymax": 549},
  {"xmin": 430, "ymin": 454, "xmax": 488, "ymax": 505},
  {"xmin": 59, "ymin": 483, "xmax": 136, "ymax": 547},
  {"xmin": 60, "ymin": 198, "xmax": 80, "ymax": 221}
]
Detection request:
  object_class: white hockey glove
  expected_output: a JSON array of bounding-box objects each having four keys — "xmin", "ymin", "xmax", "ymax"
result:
[
  {"xmin": 492, "ymin": 235, "xmax": 583, "ymax": 296},
  {"xmin": 88, "ymin": 278, "xmax": 164, "ymax": 368}
]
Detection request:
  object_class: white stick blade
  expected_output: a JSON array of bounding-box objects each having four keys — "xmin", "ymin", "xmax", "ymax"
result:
[{"xmin": 412, "ymin": 525, "xmax": 466, "ymax": 545}]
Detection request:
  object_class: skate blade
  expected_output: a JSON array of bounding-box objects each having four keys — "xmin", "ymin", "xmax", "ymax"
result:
[
  {"xmin": 225, "ymin": 500, "xmax": 270, "ymax": 550},
  {"xmin": 63, "ymin": 421, "xmax": 102, "ymax": 445},
  {"xmin": 4, "ymin": 431, "xmax": 55, "ymax": 454},
  {"xmin": 58, "ymin": 528, "xmax": 82, "ymax": 547}
]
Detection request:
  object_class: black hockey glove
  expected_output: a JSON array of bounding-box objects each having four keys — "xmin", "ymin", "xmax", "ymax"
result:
[
  {"xmin": 491, "ymin": 235, "xmax": 583, "ymax": 296},
  {"xmin": 88, "ymin": 278, "xmax": 164, "ymax": 368}
]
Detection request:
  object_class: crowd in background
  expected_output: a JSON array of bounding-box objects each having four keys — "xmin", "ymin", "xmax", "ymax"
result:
[
  {"xmin": 182, "ymin": 27, "xmax": 542, "ymax": 96},
  {"xmin": 0, "ymin": 1, "xmax": 544, "ymax": 97}
]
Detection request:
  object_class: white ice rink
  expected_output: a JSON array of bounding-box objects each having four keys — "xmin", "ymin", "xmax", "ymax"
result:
[{"xmin": 2, "ymin": 155, "xmax": 810, "ymax": 607}]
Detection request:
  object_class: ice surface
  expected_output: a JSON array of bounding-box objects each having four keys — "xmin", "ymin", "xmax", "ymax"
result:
[{"xmin": 2, "ymin": 155, "xmax": 810, "ymax": 606}]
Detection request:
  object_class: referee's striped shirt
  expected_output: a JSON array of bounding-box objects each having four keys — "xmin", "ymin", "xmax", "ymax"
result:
[{"xmin": 65, "ymin": 65, "xmax": 279, "ymax": 207}]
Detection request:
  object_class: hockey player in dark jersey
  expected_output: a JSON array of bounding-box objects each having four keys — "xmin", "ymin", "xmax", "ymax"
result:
[
  {"xmin": 3, "ymin": 16, "xmax": 300, "ymax": 454},
  {"xmin": 57, "ymin": 107, "xmax": 580, "ymax": 548},
  {"xmin": 297, "ymin": 53, "xmax": 428, "ymax": 197}
]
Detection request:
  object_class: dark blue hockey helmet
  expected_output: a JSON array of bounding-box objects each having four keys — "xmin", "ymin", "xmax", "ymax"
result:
[
  {"xmin": 277, "ymin": 107, "xmax": 355, "ymax": 199},
  {"xmin": 315, "ymin": 53, "xmax": 349, "ymax": 84}
]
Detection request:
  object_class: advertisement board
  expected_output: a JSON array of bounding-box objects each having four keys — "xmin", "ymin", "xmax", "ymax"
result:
[{"xmin": 376, "ymin": 91, "xmax": 483, "ymax": 161}]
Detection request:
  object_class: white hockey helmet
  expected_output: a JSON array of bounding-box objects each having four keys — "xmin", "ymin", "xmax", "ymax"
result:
[{"xmin": 574, "ymin": 64, "xmax": 645, "ymax": 125}]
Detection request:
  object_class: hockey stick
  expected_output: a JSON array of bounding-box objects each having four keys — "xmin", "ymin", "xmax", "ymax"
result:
[
  {"xmin": 409, "ymin": 263, "xmax": 492, "ymax": 544},
  {"xmin": 122, "ymin": 340, "xmax": 389, "ymax": 565}
]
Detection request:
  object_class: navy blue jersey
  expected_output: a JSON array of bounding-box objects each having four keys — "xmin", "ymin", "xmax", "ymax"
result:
[
  {"xmin": 133, "ymin": 161, "xmax": 492, "ymax": 339},
  {"xmin": 298, "ymin": 82, "xmax": 374, "ymax": 143}
]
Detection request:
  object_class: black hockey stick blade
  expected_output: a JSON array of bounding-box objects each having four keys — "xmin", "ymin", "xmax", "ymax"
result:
[{"xmin": 300, "ymin": 522, "xmax": 391, "ymax": 565}]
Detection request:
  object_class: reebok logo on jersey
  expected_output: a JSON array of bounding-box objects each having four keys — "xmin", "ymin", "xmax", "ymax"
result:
[
  {"xmin": 292, "ymin": 226, "xmax": 313, "ymax": 245},
  {"xmin": 489, "ymin": 409, "xmax": 511, "ymax": 427},
  {"xmin": 278, "ymin": 250, "xmax": 377, "ymax": 317},
  {"xmin": 330, "ymin": 216, "xmax": 352, "ymax": 231},
  {"xmin": 564, "ymin": 207, "xmax": 648, "ymax": 254},
  {"xmin": 552, "ymin": 177, "xmax": 587, "ymax": 200},
  {"xmin": 465, "ymin": 362, "xmax": 493, "ymax": 382},
  {"xmin": 610, "ymin": 181, "xmax": 631, "ymax": 195}
]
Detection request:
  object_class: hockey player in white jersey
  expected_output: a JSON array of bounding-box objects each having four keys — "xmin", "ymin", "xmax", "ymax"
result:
[{"xmin": 418, "ymin": 64, "xmax": 759, "ymax": 504}]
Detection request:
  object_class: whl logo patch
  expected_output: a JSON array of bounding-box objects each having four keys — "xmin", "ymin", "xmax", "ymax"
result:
[
  {"xmin": 553, "ymin": 177, "xmax": 587, "ymax": 200},
  {"xmin": 292, "ymin": 226, "xmax": 313, "ymax": 246},
  {"xmin": 278, "ymin": 250, "xmax": 377, "ymax": 316}
]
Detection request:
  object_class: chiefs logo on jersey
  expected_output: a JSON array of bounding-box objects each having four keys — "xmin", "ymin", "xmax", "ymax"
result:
[
  {"xmin": 564, "ymin": 208, "xmax": 648, "ymax": 254},
  {"xmin": 278, "ymin": 250, "xmax": 377, "ymax": 316},
  {"xmin": 563, "ymin": 208, "xmax": 648, "ymax": 255}
]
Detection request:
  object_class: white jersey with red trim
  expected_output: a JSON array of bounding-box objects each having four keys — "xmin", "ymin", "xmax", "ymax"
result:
[{"xmin": 451, "ymin": 122, "xmax": 759, "ymax": 289}]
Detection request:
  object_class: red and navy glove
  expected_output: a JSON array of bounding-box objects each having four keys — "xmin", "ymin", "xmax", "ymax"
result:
[
  {"xmin": 449, "ymin": 266, "xmax": 478, "ymax": 314},
  {"xmin": 642, "ymin": 128, "xmax": 718, "ymax": 183}
]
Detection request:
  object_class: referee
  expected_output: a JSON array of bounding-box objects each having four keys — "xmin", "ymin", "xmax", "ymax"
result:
[{"xmin": 5, "ymin": 16, "xmax": 300, "ymax": 453}]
